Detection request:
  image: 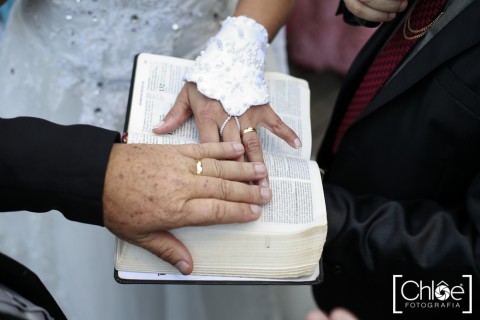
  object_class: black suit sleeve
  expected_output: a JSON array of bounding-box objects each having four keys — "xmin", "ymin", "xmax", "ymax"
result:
[
  {"xmin": 0, "ymin": 117, "xmax": 120, "ymax": 226},
  {"xmin": 323, "ymin": 177, "xmax": 480, "ymax": 279}
]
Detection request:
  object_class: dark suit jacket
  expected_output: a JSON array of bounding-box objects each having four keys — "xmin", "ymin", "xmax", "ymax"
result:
[
  {"xmin": 315, "ymin": 0, "xmax": 480, "ymax": 318},
  {"xmin": 0, "ymin": 117, "xmax": 119, "ymax": 225},
  {"xmin": 0, "ymin": 117, "xmax": 118, "ymax": 318}
]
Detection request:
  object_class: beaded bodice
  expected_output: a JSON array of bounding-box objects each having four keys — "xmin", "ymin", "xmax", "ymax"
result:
[
  {"xmin": 25, "ymin": 0, "xmax": 227, "ymax": 80},
  {"xmin": 11, "ymin": 0, "xmax": 229, "ymax": 130}
]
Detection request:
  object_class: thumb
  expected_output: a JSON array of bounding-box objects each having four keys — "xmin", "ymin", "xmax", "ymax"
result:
[
  {"xmin": 140, "ymin": 231, "xmax": 194, "ymax": 275},
  {"xmin": 152, "ymin": 86, "xmax": 192, "ymax": 134}
]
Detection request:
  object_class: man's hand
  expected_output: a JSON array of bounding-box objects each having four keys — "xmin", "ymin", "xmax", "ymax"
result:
[
  {"xmin": 102, "ymin": 142, "xmax": 271, "ymax": 275},
  {"xmin": 344, "ymin": 0, "xmax": 408, "ymax": 22}
]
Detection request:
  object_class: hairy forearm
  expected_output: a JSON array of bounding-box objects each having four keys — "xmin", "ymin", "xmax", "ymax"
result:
[{"xmin": 233, "ymin": 0, "xmax": 296, "ymax": 41}]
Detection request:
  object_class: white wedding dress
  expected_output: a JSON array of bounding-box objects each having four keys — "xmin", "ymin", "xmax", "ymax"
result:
[{"xmin": 0, "ymin": 1, "xmax": 314, "ymax": 319}]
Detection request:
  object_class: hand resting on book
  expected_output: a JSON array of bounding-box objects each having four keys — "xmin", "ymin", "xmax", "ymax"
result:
[
  {"xmin": 102, "ymin": 141, "xmax": 272, "ymax": 275},
  {"xmin": 153, "ymin": 82, "xmax": 301, "ymax": 183},
  {"xmin": 153, "ymin": 12, "xmax": 301, "ymax": 183}
]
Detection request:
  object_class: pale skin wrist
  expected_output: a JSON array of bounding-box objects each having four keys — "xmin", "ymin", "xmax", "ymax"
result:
[{"xmin": 234, "ymin": 0, "xmax": 296, "ymax": 41}]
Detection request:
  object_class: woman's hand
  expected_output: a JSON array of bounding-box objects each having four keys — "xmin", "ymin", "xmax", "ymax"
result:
[
  {"xmin": 153, "ymin": 82, "xmax": 301, "ymax": 184},
  {"xmin": 344, "ymin": 0, "xmax": 408, "ymax": 22}
]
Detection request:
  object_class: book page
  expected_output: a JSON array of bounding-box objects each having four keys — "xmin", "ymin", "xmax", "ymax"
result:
[
  {"xmin": 117, "ymin": 264, "xmax": 320, "ymax": 283},
  {"xmin": 127, "ymin": 53, "xmax": 312, "ymax": 160},
  {"xmin": 127, "ymin": 54, "xmax": 197, "ymax": 140},
  {"xmin": 259, "ymin": 73, "xmax": 311, "ymax": 160},
  {"xmin": 261, "ymin": 155, "xmax": 325, "ymax": 225}
]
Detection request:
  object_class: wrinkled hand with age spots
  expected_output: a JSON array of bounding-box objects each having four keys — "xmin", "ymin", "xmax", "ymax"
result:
[{"xmin": 102, "ymin": 142, "xmax": 271, "ymax": 274}]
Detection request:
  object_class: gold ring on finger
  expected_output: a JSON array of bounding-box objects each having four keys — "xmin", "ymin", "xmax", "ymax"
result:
[
  {"xmin": 196, "ymin": 159, "xmax": 203, "ymax": 175},
  {"xmin": 241, "ymin": 127, "xmax": 257, "ymax": 138}
]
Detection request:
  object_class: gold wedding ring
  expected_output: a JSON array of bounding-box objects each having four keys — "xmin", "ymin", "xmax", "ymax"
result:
[
  {"xmin": 241, "ymin": 127, "xmax": 257, "ymax": 138},
  {"xmin": 196, "ymin": 160, "xmax": 203, "ymax": 175}
]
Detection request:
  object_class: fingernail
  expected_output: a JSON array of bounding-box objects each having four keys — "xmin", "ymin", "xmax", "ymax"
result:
[
  {"xmin": 259, "ymin": 178, "xmax": 269, "ymax": 188},
  {"xmin": 250, "ymin": 204, "xmax": 262, "ymax": 217},
  {"xmin": 388, "ymin": 13, "xmax": 397, "ymax": 20},
  {"xmin": 294, "ymin": 138, "xmax": 302, "ymax": 148},
  {"xmin": 400, "ymin": 0, "xmax": 408, "ymax": 11},
  {"xmin": 175, "ymin": 260, "xmax": 190, "ymax": 274},
  {"xmin": 255, "ymin": 164, "xmax": 266, "ymax": 175},
  {"xmin": 233, "ymin": 143, "xmax": 244, "ymax": 152},
  {"xmin": 261, "ymin": 187, "xmax": 271, "ymax": 200},
  {"xmin": 152, "ymin": 121, "xmax": 165, "ymax": 130}
]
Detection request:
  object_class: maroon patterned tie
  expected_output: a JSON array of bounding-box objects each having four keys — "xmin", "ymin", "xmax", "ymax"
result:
[{"xmin": 333, "ymin": 0, "xmax": 447, "ymax": 152}]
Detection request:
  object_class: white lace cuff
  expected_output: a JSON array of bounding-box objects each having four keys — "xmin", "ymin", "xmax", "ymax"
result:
[{"xmin": 184, "ymin": 16, "xmax": 269, "ymax": 116}]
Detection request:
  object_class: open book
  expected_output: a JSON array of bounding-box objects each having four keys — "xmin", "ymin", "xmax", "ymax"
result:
[{"xmin": 115, "ymin": 53, "xmax": 327, "ymax": 284}]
